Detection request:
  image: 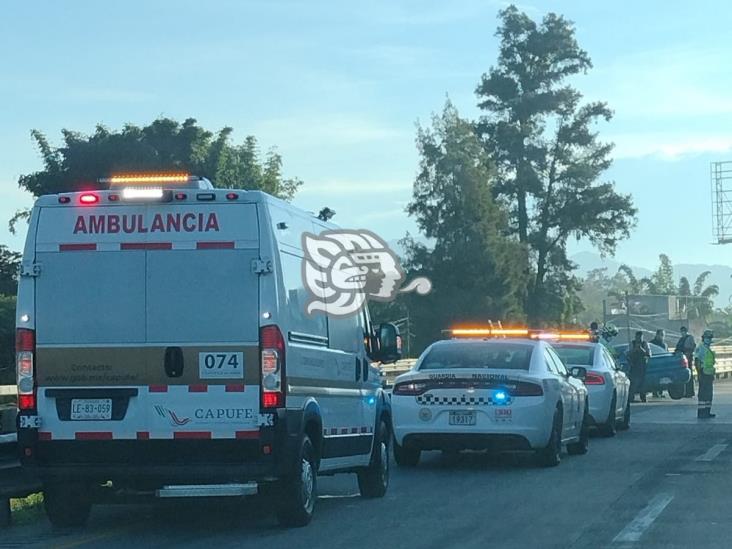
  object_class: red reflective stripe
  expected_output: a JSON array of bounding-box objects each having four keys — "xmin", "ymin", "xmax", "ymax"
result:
[
  {"xmin": 149, "ymin": 385, "xmax": 168, "ymax": 393},
  {"xmin": 174, "ymin": 431, "xmax": 211, "ymax": 439},
  {"xmin": 137, "ymin": 431, "xmax": 150, "ymax": 440},
  {"xmin": 235, "ymin": 430, "xmax": 259, "ymax": 439},
  {"xmin": 38, "ymin": 432, "xmax": 52, "ymax": 441},
  {"xmin": 121, "ymin": 242, "xmax": 172, "ymax": 250},
  {"xmin": 225, "ymin": 384, "xmax": 245, "ymax": 392},
  {"xmin": 188, "ymin": 384, "xmax": 207, "ymax": 393},
  {"xmin": 196, "ymin": 241, "xmax": 234, "ymax": 249},
  {"xmin": 75, "ymin": 432, "xmax": 113, "ymax": 440},
  {"xmin": 59, "ymin": 243, "xmax": 97, "ymax": 252}
]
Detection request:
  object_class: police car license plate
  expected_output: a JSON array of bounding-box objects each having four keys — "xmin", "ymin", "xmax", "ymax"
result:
[
  {"xmin": 494, "ymin": 408, "xmax": 512, "ymax": 421},
  {"xmin": 449, "ymin": 411, "xmax": 476, "ymax": 425},
  {"xmin": 70, "ymin": 399, "xmax": 112, "ymax": 420}
]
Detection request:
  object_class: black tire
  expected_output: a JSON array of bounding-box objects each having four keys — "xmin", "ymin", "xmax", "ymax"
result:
[
  {"xmin": 44, "ymin": 483, "xmax": 92, "ymax": 528},
  {"xmin": 357, "ymin": 420, "xmax": 390, "ymax": 498},
  {"xmin": 668, "ymin": 384, "xmax": 685, "ymax": 400},
  {"xmin": 393, "ymin": 437, "xmax": 420, "ymax": 467},
  {"xmin": 618, "ymin": 399, "xmax": 631, "ymax": 431},
  {"xmin": 597, "ymin": 395, "xmax": 617, "ymax": 438},
  {"xmin": 275, "ymin": 435, "xmax": 317, "ymax": 528},
  {"xmin": 567, "ymin": 402, "xmax": 590, "ymax": 456},
  {"xmin": 536, "ymin": 408, "xmax": 562, "ymax": 467}
]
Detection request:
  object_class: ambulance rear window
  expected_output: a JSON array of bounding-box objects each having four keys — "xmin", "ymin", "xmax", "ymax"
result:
[{"xmin": 420, "ymin": 342, "xmax": 534, "ymax": 370}]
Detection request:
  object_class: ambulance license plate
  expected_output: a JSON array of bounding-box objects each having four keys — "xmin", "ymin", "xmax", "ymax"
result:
[
  {"xmin": 449, "ymin": 411, "xmax": 476, "ymax": 425},
  {"xmin": 70, "ymin": 399, "xmax": 112, "ymax": 420}
]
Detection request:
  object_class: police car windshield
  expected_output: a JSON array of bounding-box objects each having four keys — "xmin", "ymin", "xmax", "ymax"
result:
[
  {"xmin": 420, "ymin": 341, "xmax": 534, "ymax": 370},
  {"xmin": 551, "ymin": 344, "xmax": 594, "ymax": 366}
]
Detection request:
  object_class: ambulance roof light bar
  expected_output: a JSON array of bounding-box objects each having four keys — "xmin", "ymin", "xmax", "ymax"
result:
[{"xmin": 99, "ymin": 174, "xmax": 214, "ymax": 190}]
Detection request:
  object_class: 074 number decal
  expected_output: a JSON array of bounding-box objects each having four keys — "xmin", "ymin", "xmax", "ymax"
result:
[{"xmin": 199, "ymin": 352, "xmax": 244, "ymax": 379}]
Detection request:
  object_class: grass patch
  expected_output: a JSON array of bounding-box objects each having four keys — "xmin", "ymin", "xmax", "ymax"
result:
[{"xmin": 10, "ymin": 492, "xmax": 44, "ymax": 524}]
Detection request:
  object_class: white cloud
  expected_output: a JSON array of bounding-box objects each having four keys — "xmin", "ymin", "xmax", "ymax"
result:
[
  {"xmin": 298, "ymin": 179, "xmax": 412, "ymax": 195},
  {"xmin": 253, "ymin": 115, "xmax": 408, "ymax": 149},
  {"xmin": 588, "ymin": 46, "xmax": 732, "ymax": 119},
  {"xmin": 610, "ymin": 132, "xmax": 732, "ymax": 160}
]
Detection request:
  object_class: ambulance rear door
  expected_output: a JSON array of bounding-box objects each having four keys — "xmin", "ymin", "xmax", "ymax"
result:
[{"xmin": 33, "ymin": 196, "xmax": 262, "ymax": 443}]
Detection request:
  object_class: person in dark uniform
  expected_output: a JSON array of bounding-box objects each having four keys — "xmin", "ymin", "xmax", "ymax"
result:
[
  {"xmin": 694, "ymin": 329, "xmax": 716, "ymax": 419},
  {"xmin": 629, "ymin": 331, "xmax": 650, "ymax": 403},
  {"xmin": 649, "ymin": 329, "xmax": 667, "ymax": 398},
  {"xmin": 674, "ymin": 326, "xmax": 696, "ymax": 397}
]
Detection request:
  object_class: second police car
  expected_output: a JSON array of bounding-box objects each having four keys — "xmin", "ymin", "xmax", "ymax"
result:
[{"xmin": 390, "ymin": 328, "xmax": 590, "ymax": 467}]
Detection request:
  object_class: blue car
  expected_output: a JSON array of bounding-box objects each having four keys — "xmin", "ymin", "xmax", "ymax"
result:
[{"xmin": 613, "ymin": 343, "xmax": 691, "ymax": 399}]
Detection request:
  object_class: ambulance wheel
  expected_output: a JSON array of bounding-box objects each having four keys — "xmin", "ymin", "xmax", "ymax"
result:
[
  {"xmin": 536, "ymin": 408, "xmax": 562, "ymax": 467},
  {"xmin": 597, "ymin": 395, "xmax": 617, "ymax": 437},
  {"xmin": 567, "ymin": 403, "xmax": 589, "ymax": 455},
  {"xmin": 393, "ymin": 437, "xmax": 420, "ymax": 467},
  {"xmin": 357, "ymin": 420, "xmax": 390, "ymax": 498},
  {"xmin": 44, "ymin": 483, "xmax": 91, "ymax": 528},
  {"xmin": 618, "ymin": 400, "xmax": 631, "ymax": 431},
  {"xmin": 275, "ymin": 435, "xmax": 317, "ymax": 528}
]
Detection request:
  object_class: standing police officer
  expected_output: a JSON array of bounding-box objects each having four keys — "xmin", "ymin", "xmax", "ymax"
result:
[{"xmin": 694, "ymin": 329, "xmax": 716, "ymax": 419}]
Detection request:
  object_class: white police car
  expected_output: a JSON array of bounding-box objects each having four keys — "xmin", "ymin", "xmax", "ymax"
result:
[
  {"xmin": 551, "ymin": 340, "xmax": 630, "ymax": 436},
  {"xmin": 391, "ymin": 329, "xmax": 589, "ymax": 467}
]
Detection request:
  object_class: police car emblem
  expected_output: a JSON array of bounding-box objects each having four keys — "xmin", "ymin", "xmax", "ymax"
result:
[{"xmin": 419, "ymin": 408, "xmax": 432, "ymax": 422}]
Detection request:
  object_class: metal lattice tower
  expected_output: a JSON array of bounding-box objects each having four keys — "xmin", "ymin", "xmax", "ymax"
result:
[{"xmin": 711, "ymin": 161, "xmax": 732, "ymax": 244}]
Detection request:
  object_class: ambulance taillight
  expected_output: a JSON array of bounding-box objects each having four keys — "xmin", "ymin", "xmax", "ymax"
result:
[
  {"xmin": 260, "ymin": 325, "xmax": 285, "ymax": 409},
  {"xmin": 16, "ymin": 329, "xmax": 36, "ymax": 411}
]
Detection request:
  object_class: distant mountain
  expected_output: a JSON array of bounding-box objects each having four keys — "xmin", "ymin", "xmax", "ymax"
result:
[{"xmin": 570, "ymin": 252, "xmax": 731, "ymax": 307}]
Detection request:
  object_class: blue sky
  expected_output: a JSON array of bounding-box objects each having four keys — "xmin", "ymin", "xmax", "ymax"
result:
[{"xmin": 2, "ymin": 0, "xmax": 732, "ymax": 270}]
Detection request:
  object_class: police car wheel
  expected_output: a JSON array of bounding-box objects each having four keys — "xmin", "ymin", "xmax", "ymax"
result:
[
  {"xmin": 275, "ymin": 435, "xmax": 317, "ymax": 528},
  {"xmin": 597, "ymin": 395, "xmax": 617, "ymax": 438},
  {"xmin": 536, "ymin": 408, "xmax": 562, "ymax": 467},
  {"xmin": 393, "ymin": 437, "xmax": 420, "ymax": 467},
  {"xmin": 357, "ymin": 420, "xmax": 390, "ymax": 498},
  {"xmin": 618, "ymin": 400, "xmax": 631, "ymax": 431},
  {"xmin": 44, "ymin": 482, "xmax": 92, "ymax": 528},
  {"xmin": 567, "ymin": 403, "xmax": 589, "ymax": 455}
]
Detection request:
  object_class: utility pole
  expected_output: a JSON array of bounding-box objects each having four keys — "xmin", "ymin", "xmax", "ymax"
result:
[{"xmin": 625, "ymin": 291, "xmax": 632, "ymax": 345}]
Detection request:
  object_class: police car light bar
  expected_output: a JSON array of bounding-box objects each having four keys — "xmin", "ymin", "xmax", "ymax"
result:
[{"xmin": 450, "ymin": 328, "xmax": 530, "ymax": 338}]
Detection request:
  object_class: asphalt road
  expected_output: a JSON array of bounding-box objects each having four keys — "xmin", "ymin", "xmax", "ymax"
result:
[{"xmin": 6, "ymin": 384, "xmax": 732, "ymax": 549}]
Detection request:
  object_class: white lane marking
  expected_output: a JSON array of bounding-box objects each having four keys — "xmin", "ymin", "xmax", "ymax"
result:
[
  {"xmin": 695, "ymin": 443, "xmax": 728, "ymax": 462},
  {"xmin": 613, "ymin": 493, "xmax": 674, "ymax": 544}
]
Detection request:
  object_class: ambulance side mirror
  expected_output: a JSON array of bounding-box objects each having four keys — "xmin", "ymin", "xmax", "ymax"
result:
[{"xmin": 375, "ymin": 323, "xmax": 401, "ymax": 364}]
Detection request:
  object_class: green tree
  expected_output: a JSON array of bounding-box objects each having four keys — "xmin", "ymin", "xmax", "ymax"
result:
[
  {"xmin": 681, "ymin": 271, "xmax": 719, "ymax": 322},
  {"xmin": 649, "ymin": 254, "xmax": 677, "ymax": 294},
  {"xmin": 0, "ymin": 246, "xmax": 21, "ymax": 297},
  {"xmin": 0, "ymin": 296, "xmax": 15, "ymax": 383},
  {"xmin": 402, "ymin": 101, "xmax": 528, "ymax": 352},
  {"xmin": 475, "ymin": 5, "xmax": 636, "ymax": 322},
  {"xmin": 12, "ymin": 118, "xmax": 301, "ymax": 232}
]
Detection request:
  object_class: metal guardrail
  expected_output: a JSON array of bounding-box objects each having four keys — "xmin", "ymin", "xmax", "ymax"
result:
[{"xmin": 380, "ymin": 359, "xmax": 417, "ymax": 387}]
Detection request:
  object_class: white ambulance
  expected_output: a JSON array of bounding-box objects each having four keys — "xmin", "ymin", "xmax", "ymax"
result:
[{"xmin": 15, "ymin": 175, "xmax": 400, "ymax": 527}]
